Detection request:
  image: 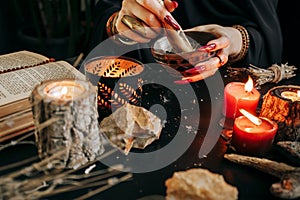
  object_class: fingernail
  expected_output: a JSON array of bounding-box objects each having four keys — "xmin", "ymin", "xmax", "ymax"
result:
[
  {"xmin": 195, "ymin": 65, "xmax": 206, "ymax": 71},
  {"xmin": 185, "ymin": 65, "xmax": 206, "ymax": 74},
  {"xmin": 172, "ymin": 1, "xmax": 178, "ymax": 9},
  {"xmin": 185, "ymin": 68, "xmax": 200, "ymax": 75},
  {"xmin": 174, "ymin": 78, "xmax": 192, "ymax": 84},
  {"xmin": 164, "ymin": 15, "xmax": 180, "ymax": 30},
  {"xmin": 198, "ymin": 43, "xmax": 216, "ymax": 51}
]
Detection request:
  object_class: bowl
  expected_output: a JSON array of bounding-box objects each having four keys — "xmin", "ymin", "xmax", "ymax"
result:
[{"xmin": 151, "ymin": 31, "xmax": 217, "ymax": 73}]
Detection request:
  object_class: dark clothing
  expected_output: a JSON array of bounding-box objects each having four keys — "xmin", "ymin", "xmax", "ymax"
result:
[
  {"xmin": 89, "ymin": 0, "xmax": 282, "ymax": 68},
  {"xmin": 277, "ymin": 0, "xmax": 300, "ymax": 68}
]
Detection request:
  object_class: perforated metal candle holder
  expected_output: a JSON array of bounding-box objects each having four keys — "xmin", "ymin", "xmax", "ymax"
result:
[
  {"xmin": 151, "ymin": 31, "xmax": 217, "ymax": 76},
  {"xmin": 84, "ymin": 56, "xmax": 144, "ymax": 120}
]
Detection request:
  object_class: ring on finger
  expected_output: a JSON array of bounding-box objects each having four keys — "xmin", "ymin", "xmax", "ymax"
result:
[
  {"xmin": 121, "ymin": 15, "xmax": 146, "ymax": 36},
  {"xmin": 215, "ymin": 55, "xmax": 224, "ymax": 66}
]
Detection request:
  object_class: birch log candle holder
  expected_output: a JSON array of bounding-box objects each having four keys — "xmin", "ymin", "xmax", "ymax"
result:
[
  {"xmin": 259, "ymin": 85, "xmax": 300, "ymax": 142},
  {"xmin": 30, "ymin": 79, "xmax": 104, "ymax": 169}
]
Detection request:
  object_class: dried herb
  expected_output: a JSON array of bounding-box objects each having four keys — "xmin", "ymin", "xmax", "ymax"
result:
[{"xmin": 227, "ymin": 63, "xmax": 297, "ymax": 86}]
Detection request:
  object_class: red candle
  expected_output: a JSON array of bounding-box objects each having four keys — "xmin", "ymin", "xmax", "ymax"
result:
[
  {"xmin": 232, "ymin": 110, "xmax": 278, "ymax": 156},
  {"xmin": 223, "ymin": 76, "xmax": 260, "ymax": 119}
]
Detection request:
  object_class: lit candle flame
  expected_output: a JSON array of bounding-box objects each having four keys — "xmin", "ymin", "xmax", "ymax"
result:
[
  {"xmin": 244, "ymin": 76, "xmax": 254, "ymax": 93},
  {"xmin": 45, "ymin": 81, "xmax": 85, "ymax": 101},
  {"xmin": 61, "ymin": 86, "xmax": 68, "ymax": 95},
  {"xmin": 239, "ymin": 109, "xmax": 262, "ymax": 126},
  {"xmin": 48, "ymin": 86, "xmax": 68, "ymax": 99}
]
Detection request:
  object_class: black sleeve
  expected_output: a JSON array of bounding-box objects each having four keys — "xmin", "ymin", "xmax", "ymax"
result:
[
  {"xmin": 88, "ymin": 0, "xmax": 122, "ymax": 52},
  {"xmin": 241, "ymin": 1, "xmax": 283, "ymax": 68},
  {"xmin": 174, "ymin": 0, "xmax": 283, "ymax": 68}
]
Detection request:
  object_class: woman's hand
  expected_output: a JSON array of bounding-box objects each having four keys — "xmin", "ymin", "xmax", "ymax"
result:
[
  {"xmin": 115, "ymin": 2, "xmax": 243, "ymax": 83},
  {"xmin": 176, "ymin": 24, "xmax": 243, "ymax": 83},
  {"xmin": 115, "ymin": 0, "xmax": 178, "ymax": 43}
]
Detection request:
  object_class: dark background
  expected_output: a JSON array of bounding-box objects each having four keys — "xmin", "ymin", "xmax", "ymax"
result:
[{"xmin": 277, "ymin": 0, "xmax": 299, "ymax": 68}]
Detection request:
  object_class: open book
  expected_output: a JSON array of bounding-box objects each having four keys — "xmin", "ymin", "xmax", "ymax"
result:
[{"xmin": 0, "ymin": 50, "xmax": 85, "ymax": 142}]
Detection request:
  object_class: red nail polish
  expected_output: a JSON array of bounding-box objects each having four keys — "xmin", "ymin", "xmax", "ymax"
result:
[
  {"xmin": 196, "ymin": 48, "xmax": 209, "ymax": 52},
  {"xmin": 174, "ymin": 79, "xmax": 192, "ymax": 84},
  {"xmin": 195, "ymin": 65, "xmax": 206, "ymax": 71},
  {"xmin": 185, "ymin": 68, "xmax": 200, "ymax": 75},
  {"xmin": 198, "ymin": 43, "xmax": 216, "ymax": 51},
  {"xmin": 164, "ymin": 15, "xmax": 180, "ymax": 31},
  {"xmin": 185, "ymin": 65, "xmax": 206, "ymax": 74},
  {"xmin": 172, "ymin": 1, "xmax": 178, "ymax": 9}
]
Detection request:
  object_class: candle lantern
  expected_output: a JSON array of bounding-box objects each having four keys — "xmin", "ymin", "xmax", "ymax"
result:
[
  {"xmin": 232, "ymin": 109, "xmax": 278, "ymax": 156},
  {"xmin": 259, "ymin": 85, "xmax": 300, "ymax": 141},
  {"xmin": 223, "ymin": 76, "xmax": 260, "ymax": 119},
  {"xmin": 30, "ymin": 79, "xmax": 104, "ymax": 169},
  {"xmin": 84, "ymin": 56, "xmax": 144, "ymax": 120}
]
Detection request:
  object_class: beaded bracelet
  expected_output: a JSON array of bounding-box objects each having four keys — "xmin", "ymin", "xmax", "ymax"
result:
[
  {"xmin": 229, "ymin": 25, "xmax": 250, "ymax": 63},
  {"xmin": 106, "ymin": 11, "xmax": 137, "ymax": 45}
]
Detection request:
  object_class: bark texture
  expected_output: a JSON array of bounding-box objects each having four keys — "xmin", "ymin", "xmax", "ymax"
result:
[
  {"xmin": 30, "ymin": 79, "xmax": 104, "ymax": 169},
  {"xmin": 259, "ymin": 85, "xmax": 300, "ymax": 141}
]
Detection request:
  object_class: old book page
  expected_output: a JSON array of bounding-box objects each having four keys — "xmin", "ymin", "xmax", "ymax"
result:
[
  {"xmin": 0, "ymin": 51, "xmax": 86, "ymax": 142},
  {"xmin": 0, "ymin": 50, "xmax": 49, "ymax": 73},
  {"xmin": 0, "ymin": 61, "xmax": 85, "ymax": 107}
]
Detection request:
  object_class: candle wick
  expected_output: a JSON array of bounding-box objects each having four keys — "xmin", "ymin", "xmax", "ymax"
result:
[{"xmin": 245, "ymin": 90, "xmax": 254, "ymax": 95}]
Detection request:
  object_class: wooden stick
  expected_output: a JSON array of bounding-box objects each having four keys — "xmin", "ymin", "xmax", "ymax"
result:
[
  {"xmin": 224, "ymin": 154, "xmax": 297, "ymax": 178},
  {"xmin": 73, "ymin": 53, "xmax": 84, "ymax": 68},
  {"xmin": 224, "ymin": 154, "xmax": 300, "ymax": 199},
  {"xmin": 276, "ymin": 141, "xmax": 300, "ymax": 165}
]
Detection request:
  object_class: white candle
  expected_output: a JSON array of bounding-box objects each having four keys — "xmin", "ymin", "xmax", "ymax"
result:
[
  {"xmin": 281, "ymin": 90, "xmax": 300, "ymax": 102},
  {"xmin": 31, "ymin": 79, "xmax": 103, "ymax": 169},
  {"xmin": 44, "ymin": 80, "xmax": 85, "ymax": 101}
]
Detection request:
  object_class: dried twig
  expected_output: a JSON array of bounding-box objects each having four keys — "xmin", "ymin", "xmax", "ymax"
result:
[
  {"xmin": 74, "ymin": 173, "xmax": 133, "ymax": 200},
  {"xmin": 224, "ymin": 154, "xmax": 300, "ymax": 199},
  {"xmin": 227, "ymin": 63, "xmax": 297, "ymax": 86},
  {"xmin": 0, "ymin": 131, "xmax": 35, "ymax": 152},
  {"xmin": 0, "ymin": 147, "xmax": 129, "ymax": 199},
  {"xmin": 224, "ymin": 153, "xmax": 297, "ymax": 178},
  {"xmin": 276, "ymin": 141, "xmax": 300, "ymax": 165}
]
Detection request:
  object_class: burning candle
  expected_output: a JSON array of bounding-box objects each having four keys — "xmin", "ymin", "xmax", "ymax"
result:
[
  {"xmin": 31, "ymin": 79, "xmax": 104, "ymax": 169},
  {"xmin": 232, "ymin": 109, "xmax": 278, "ymax": 156},
  {"xmin": 223, "ymin": 76, "xmax": 260, "ymax": 119},
  {"xmin": 44, "ymin": 80, "xmax": 85, "ymax": 101},
  {"xmin": 280, "ymin": 90, "xmax": 300, "ymax": 102},
  {"xmin": 84, "ymin": 56, "xmax": 144, "ymax": 120}
]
